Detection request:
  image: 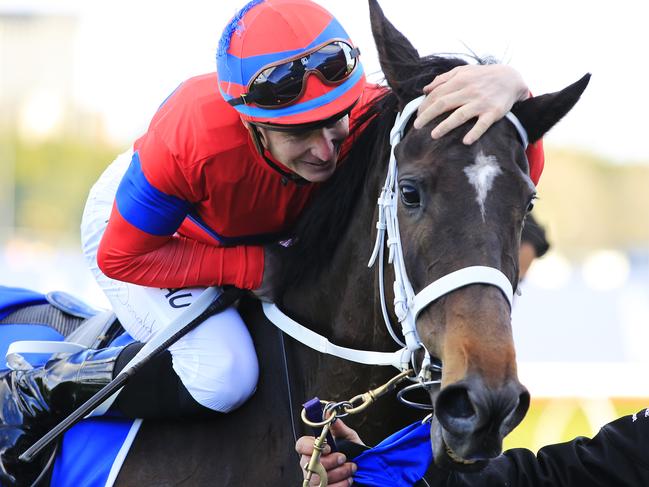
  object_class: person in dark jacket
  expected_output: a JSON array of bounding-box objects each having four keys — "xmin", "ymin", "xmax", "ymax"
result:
[
  {"xmin": 423, "ymin": 408, "xmax": 649, "ymax": 487},
  {"xmin": 297, "ymin": 408, "xmax": 649, "ymax": 487}
]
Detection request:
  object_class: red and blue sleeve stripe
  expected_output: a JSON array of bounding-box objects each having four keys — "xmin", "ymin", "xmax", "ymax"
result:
[{"xmin": 115, "ymin": 152, "xmax": 192, "ymax": 236}]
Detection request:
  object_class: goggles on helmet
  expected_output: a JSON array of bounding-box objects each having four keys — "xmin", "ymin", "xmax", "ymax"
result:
[{"xmin": 228, "ymin": 40, "xmax": 360, "ymax": 109}]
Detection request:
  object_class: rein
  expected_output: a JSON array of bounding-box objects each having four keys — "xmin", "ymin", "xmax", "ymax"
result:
[{"xmin": 263, "ymin": 96, "xmax": 528, "ymax": 375}]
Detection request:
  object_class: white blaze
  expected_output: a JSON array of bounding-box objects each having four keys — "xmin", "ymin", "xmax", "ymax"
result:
[{"xmin": 463, "ymin": 151, "xmax": 502, "ymax": 220}]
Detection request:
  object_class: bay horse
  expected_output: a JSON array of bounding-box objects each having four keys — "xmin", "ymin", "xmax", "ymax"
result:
[{"xmin": 62, "ymin": 0, "xmax": 588, "ymax": 484}]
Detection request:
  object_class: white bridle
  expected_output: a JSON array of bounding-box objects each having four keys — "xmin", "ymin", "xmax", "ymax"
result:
[
  {"xmin": 368, "ymin": 95, "xmax": 523, "ymax": 378},
  {"xmin": 263, "ymin": 95, "xmax": 528, "ymax": 374}
]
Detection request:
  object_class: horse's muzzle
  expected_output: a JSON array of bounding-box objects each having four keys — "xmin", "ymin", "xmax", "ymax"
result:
[{"xmin": 430, "ymin": 377, "xmax": 530, "ymax": 469}]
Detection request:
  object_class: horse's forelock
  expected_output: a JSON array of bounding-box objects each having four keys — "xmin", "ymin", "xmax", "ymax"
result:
[
  {"xmin": 394, "ymin": 54, "xmax": 498, "ymax": 104},
  {"xmin": 400, "ymin": 55, "xmax": 469, "ymax": 97}
]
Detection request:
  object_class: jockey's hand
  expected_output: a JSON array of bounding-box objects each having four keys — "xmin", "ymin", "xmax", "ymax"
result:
[
  {"xmin": 251, "ymin": 246, "xmax": 279, "ymax": 302},
  {"xmin": 296, "ymin": 420, "xmax": 363, "ymax": 486},
  {"xmin": 414, "ymin": 64, "xmax": 530, "ymax": 145}
]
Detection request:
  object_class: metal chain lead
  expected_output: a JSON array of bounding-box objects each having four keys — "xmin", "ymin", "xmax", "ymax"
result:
[
  {"xmin": 302, "ymin": 419, "xmax": 334, "ymax": 487},
  {"xmin": 300, "ymin": 370, "xmax": 414, "ymax": 486}
]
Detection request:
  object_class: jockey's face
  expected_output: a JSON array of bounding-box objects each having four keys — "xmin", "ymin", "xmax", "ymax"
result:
[{"xmin": 255, "ymin": 115, "xmax": 350, "ymax": 182}]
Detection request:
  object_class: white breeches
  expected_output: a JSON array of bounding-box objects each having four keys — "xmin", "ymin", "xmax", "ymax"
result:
[{"xmin": 80, "ymin": 149, "xmax": 259, "ymax": 412}]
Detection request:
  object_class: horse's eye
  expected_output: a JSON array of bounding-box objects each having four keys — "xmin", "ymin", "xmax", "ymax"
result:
[
  {"xmin": 400, "ymin": 184, "xmax": 421, "ymax": 207},
  {"xmin": 526, "ymin": 196, "xmax": 537, "ymax": 213}
]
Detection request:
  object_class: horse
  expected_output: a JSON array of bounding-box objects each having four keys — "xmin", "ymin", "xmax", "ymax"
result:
[
  {"xmin": 12, "ymin": 0, "xmax": 589, "ymax": 484},
  {"xmin": 112, "ymin": 1, "xmax": 589, "ymax": 483}
]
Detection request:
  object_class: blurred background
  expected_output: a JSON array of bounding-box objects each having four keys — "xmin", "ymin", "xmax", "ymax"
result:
[{"xmin": 1, "ymin": 0, "xmax": 648, "ymax": 452}]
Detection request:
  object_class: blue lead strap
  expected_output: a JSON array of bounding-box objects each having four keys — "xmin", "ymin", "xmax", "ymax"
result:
[
  {"xmin": 303, "ymin": 397, "xmax": 337, "ymax": 452},
  {"xmin": 352, "ymin": 421, "xmax": 433, "ymax": 487}
]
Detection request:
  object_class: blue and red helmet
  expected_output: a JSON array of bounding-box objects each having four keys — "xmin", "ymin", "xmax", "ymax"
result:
[{"xmin": 217, "ymin": 0, "xmax": 366, "ymax": 126}]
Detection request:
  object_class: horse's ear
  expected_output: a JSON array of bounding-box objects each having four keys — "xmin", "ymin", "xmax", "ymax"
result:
[
  {"xmin": 511, "ymin": 74, "xmax": 591, "ymax": 144},
  {"xmin": 368, "ymin": 0, "xmax": 421, "ymax": 107}
]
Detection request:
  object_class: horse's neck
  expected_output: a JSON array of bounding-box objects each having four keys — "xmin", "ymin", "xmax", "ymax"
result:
[
  {"xmin": 281, "ymin": 159, "xmax": 393, "ymax": 351},
  {"xmin": 282, "ymin": 228, "xmax": 372, "ymax": 337}
]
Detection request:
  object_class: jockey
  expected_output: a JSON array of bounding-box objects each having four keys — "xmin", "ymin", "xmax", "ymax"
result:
[{"xmin": 0, "ymin": 0, "xmax": 540, "ymax": 484}]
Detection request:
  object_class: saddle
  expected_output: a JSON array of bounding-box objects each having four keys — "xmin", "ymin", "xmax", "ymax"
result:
[{"xmin": 0, "ymin": 287, "xmax": 121, "ymax": 352}]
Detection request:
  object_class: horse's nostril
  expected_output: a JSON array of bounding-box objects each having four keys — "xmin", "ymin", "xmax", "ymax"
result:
[
  {"xmin": 445, "ymin": 388, "xmax": 474, "ymax": 418},
  {"xmin": 513, "ymin": 388, "xmax": 531, "ymax": 422},
  {"xmin": 520, "ymin": 390, "xmax": 530, "ymax": 409},
  {"xmin": 436, "ymin": 386, "xmax": 477, "ymax": 434}
]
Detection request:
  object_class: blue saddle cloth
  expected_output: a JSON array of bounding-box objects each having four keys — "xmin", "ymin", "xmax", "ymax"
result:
[
  {"xmin": 0, "ymin": 286, "xmax": 48, "ymax": 320},
  {"xmin": 352, "ymin": 421, "xmax": 433, "ymax": 487},
  {"xmin": 50, "ymin": 416, "xmax": 142, "ymax": 487},
  {"xmin": 1, "ymin": 286, "xmax": 139, "ymax": 487}
]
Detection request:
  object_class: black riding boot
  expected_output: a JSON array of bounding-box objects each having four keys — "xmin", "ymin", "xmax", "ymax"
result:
[
  {"xmin": 1, "ymin": 343, "xmax": 211, "ymax": 486},
  {"xmin": 0, "ymin": 347, "xmax": 120, "ymax": 486}
]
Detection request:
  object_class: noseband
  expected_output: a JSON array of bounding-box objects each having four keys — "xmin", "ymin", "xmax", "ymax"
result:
[{"xmin": 262, "ymin": 96, "xmax": 528, "ymax": 376}]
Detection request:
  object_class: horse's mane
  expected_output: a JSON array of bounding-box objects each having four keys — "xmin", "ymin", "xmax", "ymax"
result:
[{"xmin": 276, "ymin": 54, "xmax": 485, "ymax": 293}]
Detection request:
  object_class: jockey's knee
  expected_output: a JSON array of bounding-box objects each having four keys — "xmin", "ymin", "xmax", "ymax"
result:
[{"xmin": 175, "ymin": 348, "xmax": 259, "ymax": 414}]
